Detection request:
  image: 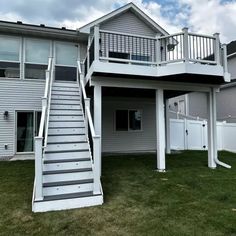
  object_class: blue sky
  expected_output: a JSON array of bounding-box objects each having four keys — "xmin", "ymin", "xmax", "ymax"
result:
[{"xmin": 0, "ymin": 0, "xmax": 236, "ymax": 43}]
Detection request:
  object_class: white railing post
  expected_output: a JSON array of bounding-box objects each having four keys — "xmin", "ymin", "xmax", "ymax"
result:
[
  {"xmin": 94, "ymin": 25, "xmax": 100, "ymax": 61},
  {"xmin": 156, "ymin": 35, "xmax": 161, "ymax": 66},
  {"xmin": 93, "ymin": 135, "xmax": 101, "ymax": 194},
  {"xmin": 84, "ymin": 98, "xmax": 90, "ymax": 137},
  {"xmin": 221, "ymin": 43, "xmax": 231, "ymax": 82},
  {"xmin": 34, "ymin": 137, "xmax": 43, "ymax": 201},
  {"xmin": 213, "ymin": 33, "xmax": 220, "ymax": 65},
  {"xmin": 182, "ymin": 27, "xmax": 189, "ymax": 63}
]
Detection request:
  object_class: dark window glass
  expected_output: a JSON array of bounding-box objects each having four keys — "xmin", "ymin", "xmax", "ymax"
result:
[
  {"xmin": 35, "ymin": 112, "xmax": 42, "ymax": 136},
  {"xmin": 17, "ymin": 112, "xmax": 34, "ymax": 152},
  {"xmin": 129, "ymin": 110, "xmax": 142, "ymax": 130},
  {"xmin": 115, "ymin": 110, "xmax": 128, "ymax": 131},
  {"xmin": 55, "ymin": 66, "xmax": 76, "ymax": 81},
  {"xmin": 131, "ymin": 54, "xmax": 150, "ymax": 62},
  {"xmin": 25, "ymin": 64, "xmax": 47, "ymax": 80},
  {"xmin": 0, "ymin": 62, "xmax": 20, "ymax": 78}
]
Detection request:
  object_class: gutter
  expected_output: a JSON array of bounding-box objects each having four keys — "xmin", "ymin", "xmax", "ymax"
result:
[{"xmin": 215, "ymin": 157, "xmax": 231, "ymax": 169}]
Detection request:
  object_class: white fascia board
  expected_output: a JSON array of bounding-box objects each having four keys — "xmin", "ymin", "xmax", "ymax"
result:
[
  {"xmin": 79, "ymin": 3, "xmax": 169, "ymax": 36},
  {"xmin": 90, "ymin": 76, "xmax": 214, "ymax": 92}
]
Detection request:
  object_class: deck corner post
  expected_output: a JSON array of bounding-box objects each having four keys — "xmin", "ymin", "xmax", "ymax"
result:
[
  {"xmin": 94, "ymin": 25, "xmax": 100, "ymax": 61},
  {"xmin": 182, "ymin": 27, "xmax": 189, "ymax": 63},
  {"xmin": 213, "ymin": 33, "xmax": 220, "ymax": 65}
]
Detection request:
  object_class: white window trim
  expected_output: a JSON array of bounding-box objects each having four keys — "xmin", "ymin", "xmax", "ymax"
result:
[{"xmin": 114, "ymin": 109, "xmax": 143, "ymax": 132}]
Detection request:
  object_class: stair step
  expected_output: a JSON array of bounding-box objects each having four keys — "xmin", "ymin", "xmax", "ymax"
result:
[
  {"xmin": 43, "ymin": 169, "xmax": 93, "ymax": 183},
  {"xmin": 43, "ymin": 181, "xmax": 93, "ymax": 196},
  {"xmin": 44, "ymin": 150, "xmax": 90, "ymax": 160},
  {"xmin": 44, "ymin": 158, "xmax": 90, "ymax": 164},
  {"xmin": 45, "ymin": 143, "xmax": 89, "ymax": 152},
  {"xmin": 43, "ymin": 179, "xmax": 93, "ymax": 187},
  {"xmin": 48, "ymin": 127, "xmax": 85, "ymax": 135},
  {"xmin": 49, "ymin": 121, "xmax": 85, "ymax": 128},
  {"xmin": 50, "ymin": 104, "xmax": 81, "ymax": 110},
  {"xmin": 52, "ymin": 91, "xmax": 79, "ymax": 96},
  {"xmin": 51, "ymin": 95, "xmax": 80, "ymax": 100},
  {"xmin": 47, "ymin": 134, "xmax": 87, "ymax": 143},
  {"xmin": 53, "ymin": 82, "xmax": 78, "ymax": 87},
  {"xmin": 43, "ymin": 191, "xmax": 95, "ymax": 201},
  {"xmin": 51, "ymin": 99, "xmax": 81, "ymax": 105},
  {"xmin": 50, "ymin": 109, "xmax": 83, "ymax": 115},
  {"xmin": 52, "ymin": 86, "xmax": 79, "ymax": 92},
  {"xmin": 50, "ymin": 115, "xmax": 83, "ymax": 121}
]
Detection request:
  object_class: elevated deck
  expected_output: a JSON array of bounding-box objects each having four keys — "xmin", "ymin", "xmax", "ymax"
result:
[{"xmin": 84, "ymin": 27, "xmax": 230, "ymax": 85}]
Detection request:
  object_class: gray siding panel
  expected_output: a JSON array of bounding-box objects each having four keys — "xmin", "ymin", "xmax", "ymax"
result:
[
  {"xmin": 0, "ymin": 79, "xmax": 44, "ymax": 157},
  {"xmin": 101, "ymin": 11, "xmax": 157, "ymax": 37},
  {"xmin": 102, "ymin": 97, "xmax": 156, "ymax": 153}
]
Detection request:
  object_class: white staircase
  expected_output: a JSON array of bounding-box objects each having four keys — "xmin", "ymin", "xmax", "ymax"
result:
[{"xmin": 32, "ymin": 81, "xmax": 103, "ymax": 212}]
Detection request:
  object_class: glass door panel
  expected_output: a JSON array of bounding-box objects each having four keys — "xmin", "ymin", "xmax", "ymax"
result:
[{"xmin": 17, "ymin": 112, "xmax": 34, "ymax": 152}]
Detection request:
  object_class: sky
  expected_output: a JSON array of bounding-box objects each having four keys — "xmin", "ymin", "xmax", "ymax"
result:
[{"xmin": 0, "ymin": 0, "xmax": 236, "ymax": 43}]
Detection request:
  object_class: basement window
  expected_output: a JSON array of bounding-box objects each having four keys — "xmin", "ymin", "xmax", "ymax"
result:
[{"xmin": 115, "ymin": 109, "xmax": 142, "ymax": 131}]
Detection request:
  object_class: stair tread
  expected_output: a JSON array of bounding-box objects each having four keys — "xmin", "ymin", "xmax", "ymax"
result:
[
  {"xmin": 43, "ymin": 167, "xmax": 92, "ymax": 175},
  {"xmin": 43, "ymin": 179, "xmax": 93, "ymax": 187},
  {"xmin": 48, "ymin": 134, "xmax": 85, "ymax": 136},
  {"xmin": 42, "ymin": 191, "xmax": 100, "ymax": 202},
  {"xmin": 47, "ymin": 141, "xmax": 87, "ymax": 145},
  {"xmin": 44, "ymin": 158, "xmax": 90, "ymax": 164},
  {"xmin": 45, "ymin": 149, "xmax": 89, "ymax": 154}
]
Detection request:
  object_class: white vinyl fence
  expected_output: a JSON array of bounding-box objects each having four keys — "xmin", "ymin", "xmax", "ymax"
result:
[{"xmin": 170, "ymin": 118, "xmax": 236, "ymax": 152}]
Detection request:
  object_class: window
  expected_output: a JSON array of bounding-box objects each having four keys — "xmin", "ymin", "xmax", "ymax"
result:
[
  {"xmin": 115, "ymin": 109, "xmax": 142, "ymax": 131},
  {"xmin": 0, "ymin": 36, "xmax": 20, "ymax": 78},
  {"xmin": 25, "ymin": 39, "xmax": 50, "ymax": 80}
]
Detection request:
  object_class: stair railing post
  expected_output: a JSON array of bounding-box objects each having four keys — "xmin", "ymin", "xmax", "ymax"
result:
[
  {"xmin": 93, "ymin": 135, "xmax": 101, "ymax": 194},
  {"xmin": 182, "ymin": 27, "xmax": 189, "ymax": 63},
  {"xmin": 84, "ymin": 98, "xmax": 90, "ymax": 137},
  {"xmin": 213, "ymin": 33, "xmax": 220, "ymax": 65},
  {"xmin": 34, "ymin": 137, "xmax": 43, "ymax": 201}
]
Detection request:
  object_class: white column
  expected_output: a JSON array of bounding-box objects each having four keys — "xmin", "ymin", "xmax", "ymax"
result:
[
  {"xmin": 182, "ymin": 27, "xmax": 189, "ymax": 63},
  {"xmin": 94, "ymin": 85, "xmax": 102, "ymax": 176},
  {"xmin": 94, "ymin": 25, "xmax": 100, "ymax": 61},
  {"xmin": 207, "ymin": 88, "xmax": 217, "ymax": 168},
  {"xmin": 156, "ymin": 88, "xmax": 166, "ymax": 171},
  {"xmin": 165, "ymin": 99, "xmax": 171, "ymax": 154},
  {"xmin": 213, "ymin": 33, "xmax": 220, "ymax": 65}
]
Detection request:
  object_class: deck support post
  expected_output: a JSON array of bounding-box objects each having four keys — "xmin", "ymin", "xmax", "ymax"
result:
[
  {"xmin": 156, "ymin": 88, "xmax": 166, "ymax": 171},
  {"xmin": 165, "ymin": 99, "xmax": 171, "ymax": 154},
  {"xmin": 94, "ymin": 85, "xmax": 102, "ymax": 177},
  {"xmin": 207, "ymin": 88, "xmax": 217, "ymax": 168}
]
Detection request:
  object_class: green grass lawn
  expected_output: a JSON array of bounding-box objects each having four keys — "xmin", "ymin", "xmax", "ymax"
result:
[{"xmin": 0, "ymin": 151, "xmax": 236, "ymax": 236}]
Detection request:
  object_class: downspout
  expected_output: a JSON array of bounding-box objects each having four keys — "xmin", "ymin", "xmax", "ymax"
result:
[{"xmin": 212, "ymin": 88, "xmax": 231, "ymax": 169}]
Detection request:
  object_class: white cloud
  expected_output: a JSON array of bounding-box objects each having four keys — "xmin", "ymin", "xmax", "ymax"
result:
[
  {"xmin": 177, "ymin": 0, "xmax": 236, "ymax": 43},
  {"xmin": 0, "ymin": 0, "xmax": 235, "ymax": 43}
]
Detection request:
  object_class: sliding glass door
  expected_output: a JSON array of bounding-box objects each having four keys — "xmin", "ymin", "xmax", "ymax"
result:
[{"xmin": 16, "ymin": 111, "xmax": 41, "ymax": 153}]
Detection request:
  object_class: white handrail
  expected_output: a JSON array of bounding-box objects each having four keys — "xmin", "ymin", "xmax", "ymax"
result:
[
  {"xmin": 34, "ymin": 57, "xmax": 54, "ymax": 201},
  {"xmin": 77, "ymin": 60, "xmax": 101, "ymax": 194}
]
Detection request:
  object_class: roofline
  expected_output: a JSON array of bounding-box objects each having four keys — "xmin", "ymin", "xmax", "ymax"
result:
[
  {"xmin": 227, "ymin": 51, "xmax": 236, "ymax": 59},
  {"xmin": 220, "ymin": 80, "xmax": 236, "ymax": 89},
  {"xmin": 79, "ymin": 2, "xmax": 169, "ymax": 36},
  {"xmin": 0, "ymin": 20, "xmax": 88, "ymax": 42}
]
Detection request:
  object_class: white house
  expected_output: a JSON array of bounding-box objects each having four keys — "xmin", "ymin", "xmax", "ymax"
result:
[{"xmin": 0, "ymin": 3, "xmax": 230, "ymax": 212}]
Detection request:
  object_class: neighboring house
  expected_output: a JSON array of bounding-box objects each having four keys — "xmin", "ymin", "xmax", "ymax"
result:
[
  {"xmin": 169, "ymin": 41, "xmax": 236, "ymax": 122},
  {"xmin": 0, "ymin": 3, "xmax": 230, "ymax": 212}
]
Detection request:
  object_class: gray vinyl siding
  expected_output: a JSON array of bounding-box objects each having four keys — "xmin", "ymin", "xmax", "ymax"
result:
[
  {"xmin": 228, "ymin": 56, "xmax": 236, "ymax": 81},
  {"xmin": 188, "ymin": 92, "xmax": 208, "ymax": 119},
  {"xmin": 0, "ymin": 78, "xmax": 44, "ymax": 158},
  {"xmin": 102, "ymin": 97, "xmax": 156, "ymax": 153},
  {"xmin": 216, "ymin": 87, "xmax": 236, "ymax": 121},
  {"xmin": 101, "ymin": 11, "xmax": 157, "ymax": 37},
  {"xmin": 80, "ymin": 42, "xmax": 87, "ymax": 61}
]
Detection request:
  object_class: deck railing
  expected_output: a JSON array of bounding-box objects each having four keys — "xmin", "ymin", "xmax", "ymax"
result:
[
  {"xmin": 83, "ymin": 26, "xmax": 227, "ymax": 78},
  {"xmin": 34, "ymin": 57, "xmax": 54, "ymax": 201},
  {"xmin": 77, "ymin": 61, "xmax": 101, "ymax": 194}
]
